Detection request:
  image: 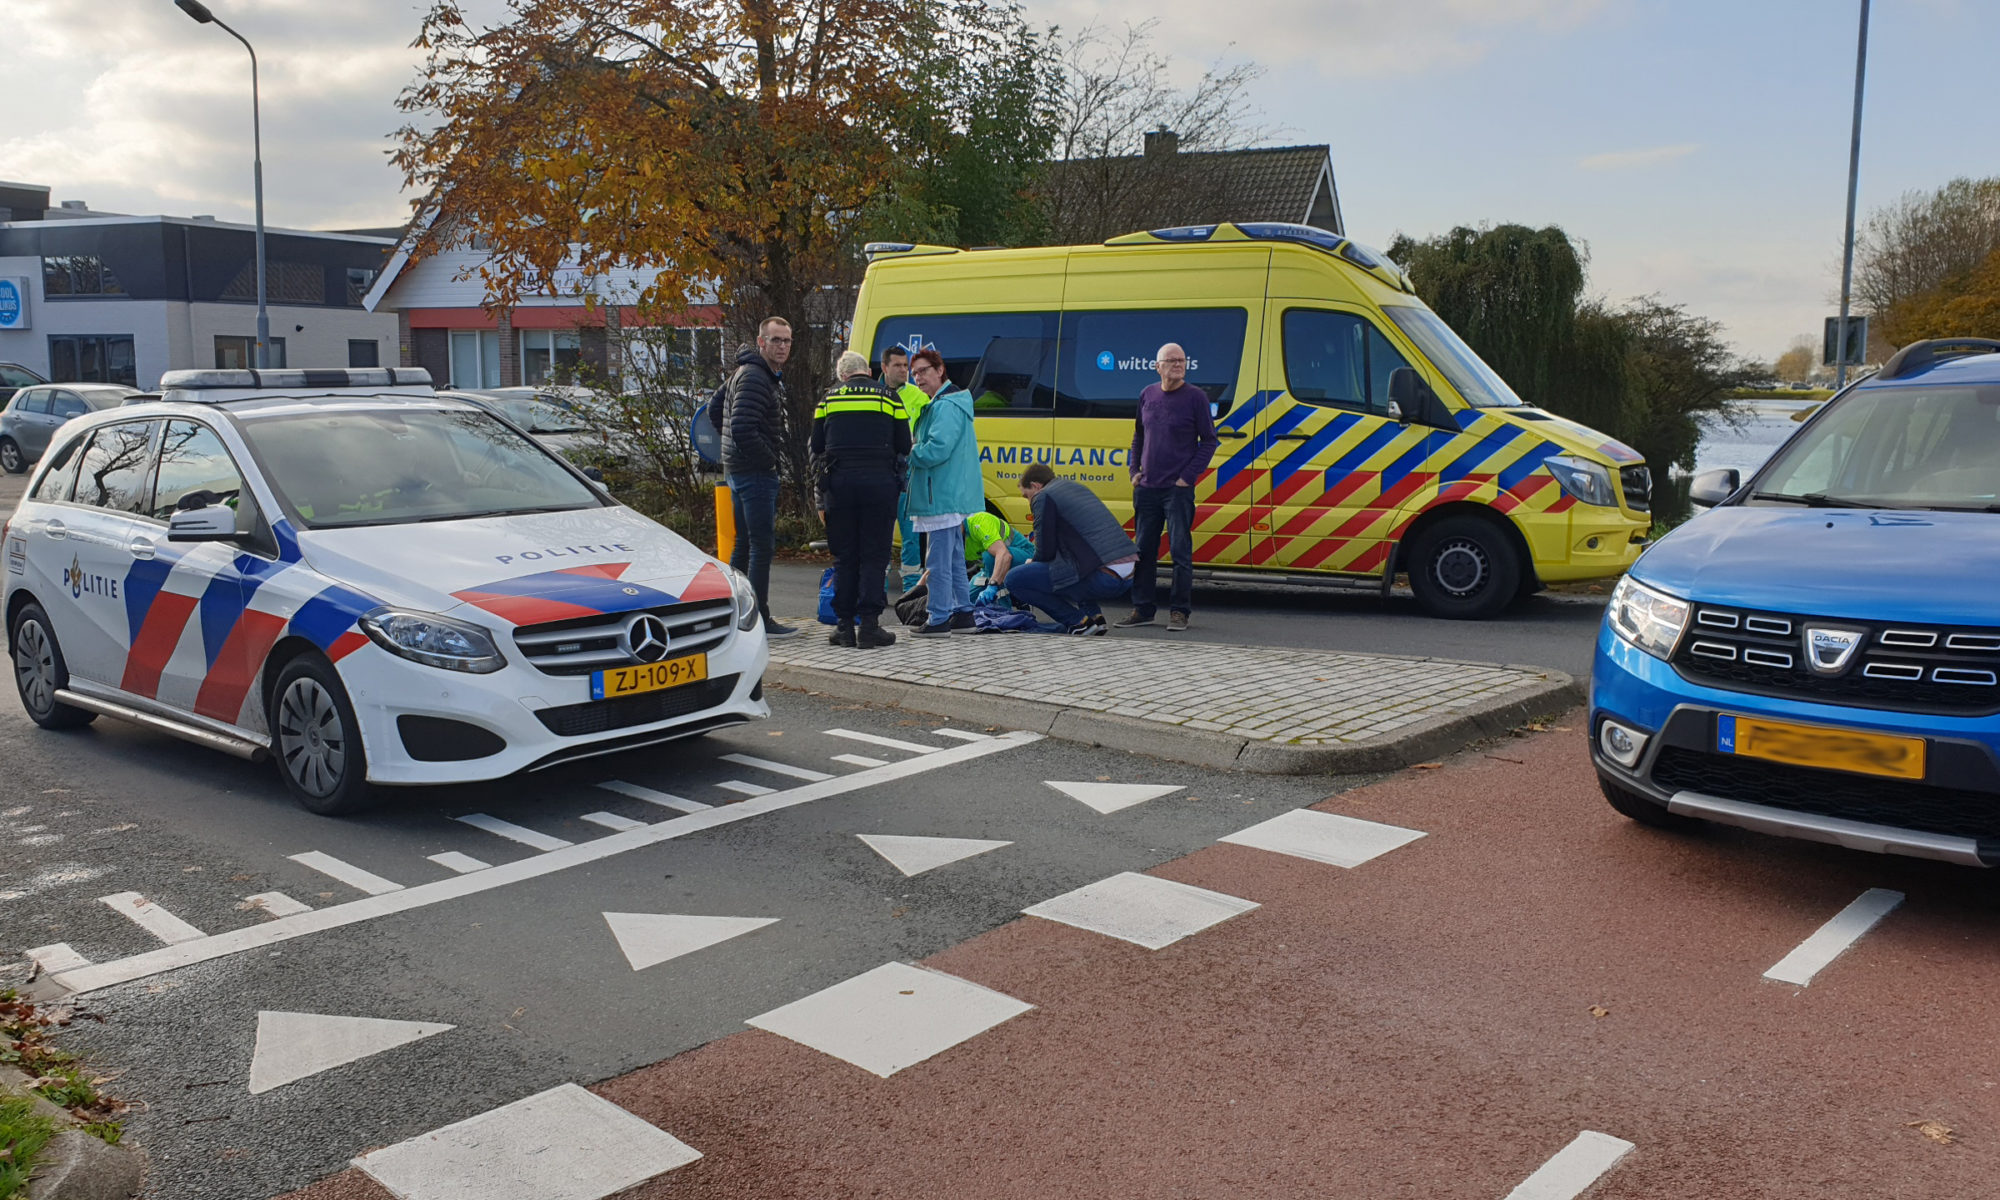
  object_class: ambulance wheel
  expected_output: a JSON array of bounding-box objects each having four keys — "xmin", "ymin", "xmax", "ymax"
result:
[
  {"xmin": 1408, "ymin": 515, "xmax": 1521, "ymax": 620},
  {"xmin": 271, "ymin": 654, "xmax": 378, "ymax": 816},
  {"xmin": 0, "ymin": 439, "xmax": 24, "ymax": 474},
  {"xmin": 10, "ymin": 604, "xmax": 96, "ymax": 730}
]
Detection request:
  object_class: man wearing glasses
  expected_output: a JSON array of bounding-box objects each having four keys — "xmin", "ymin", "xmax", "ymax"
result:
[
  {"xmin": 1117, "ymin": 342, "xmax": 1219, "ymax": 633},
  {"xmin": 721, "ymin": 316, "xmax": 798, "ymax": 638}
]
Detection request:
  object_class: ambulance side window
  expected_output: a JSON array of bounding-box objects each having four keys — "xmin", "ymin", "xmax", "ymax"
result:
[
  {"xmin": 71, "ymin": 421, "xmax": 160, "ymax": 515},
  {"xmin": 870, "ymin": 313, "xmax": 1058, "ymax": 415},
  {"xmin": 152, "ymin": 421, "xmax": 246, "ymax": 524},
  {"xmin": 1056, "ymin": 308, "xmax": 1247, "ymax": 420},
  {"xmin": 1282, "ymin": 309, "xmax": 1412, "ymax": 417}
]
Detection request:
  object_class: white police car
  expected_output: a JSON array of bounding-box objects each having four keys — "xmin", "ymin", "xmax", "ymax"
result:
[{"xmin": 3, "ymin": 368, "xmax": 769, "ymax": 814}]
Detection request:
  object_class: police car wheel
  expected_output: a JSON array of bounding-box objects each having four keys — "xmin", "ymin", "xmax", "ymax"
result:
[
  {"xmin": 0, "ymin": 439, "xmax": 24, "ymax": 475},
  {"xmin": 1408, "ymin": 515, "xmax": 1521, "ymax": 620},
  {"xmin": 271, "ymin": 655, "xmax": 377, "ymax": 815},
  {"xmin": 10, "ymin": 604, "xmax": 96, "ymax": 730},
  {"xmin": 1598, "ymin": 775, "xmax": 1697, "ymax": 830}
]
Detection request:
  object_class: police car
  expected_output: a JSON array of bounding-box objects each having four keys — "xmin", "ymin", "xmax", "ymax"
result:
[{"xmin": 4, "ymin": 368, "xmax": 769, "ymax": 814}]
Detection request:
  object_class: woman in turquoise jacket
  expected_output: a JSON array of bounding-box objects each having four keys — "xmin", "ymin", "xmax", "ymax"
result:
[{"xmin": 905, "ymin": 348, "xmax": 984, "ymax": 633}]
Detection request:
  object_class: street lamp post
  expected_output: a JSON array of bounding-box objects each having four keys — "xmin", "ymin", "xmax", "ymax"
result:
[
  {"xmin": 174, "ymin": 0, "xmax": 269, "ymax": 370},
  {"xmin": 1834, "ymin": 0, "xmax": 1872, "ymax": 389}
]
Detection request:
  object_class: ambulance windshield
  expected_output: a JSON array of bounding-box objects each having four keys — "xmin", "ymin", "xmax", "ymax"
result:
[{"xmin": 1381, "ymin": 304, "xmax": 1525, "ymax": 409}]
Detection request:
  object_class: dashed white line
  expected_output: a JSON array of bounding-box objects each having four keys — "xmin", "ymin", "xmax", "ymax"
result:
[
  {"xmin": 1764, "ymin": 887, "xmax": 1905, "ymax": 987},
  {"xmin": 597, "ymin": 780, "xmax": 711, "ymax": 814},
  {"xmin": 244, "ymin": 891, "xmax": 313, "ymax": 918},
  {"xmin": 289, "ymin": 851, "xmax": 406, "ymax": 896},
  {"xmin": 99, "ymin": 891, "xmax": 206, "ymax": 945},
  {"xmin": 1503, "ymin": 1130, "xmax": 1635, "ymax": 1200},
  {"xmin": 719, "ymin": 753, "xmax": 834, "ymax": 782},
  {"xmin": 454, "ymin": 814, "xmax": 574, "ymax": 852},
  {"xmin": 581, "ymin": 811, "xmax": 647, "ymax": 832},
  {"xmin": 831, "ymin": 753, "xmax": 887, "ymax": 768},
  {"xmin": 824, "ymin": 728, "xmax": 939, "ymax": 755},
  {"xmin": 427, "ymin": 852, "xmax": 491, "ymax": 875},
  {"xmin": 716, "ymin": 780, "xmax": 776, "ymax": 797},
  {"xmin": 931, "ymin": 728, "xmax": 992, "ymax": 742},
  {"xmin": 26, "ymin": 943, "xmax": 90, "ymax": 974}
]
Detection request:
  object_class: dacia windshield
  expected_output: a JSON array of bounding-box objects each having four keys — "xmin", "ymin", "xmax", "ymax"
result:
[
  {"xmin": 1750, "ymin": 383, "xmax": 2000, "ymax": 511},
  {"xmin": 237, "ymin": 407, "xmax": 605, "ymax": 529}
]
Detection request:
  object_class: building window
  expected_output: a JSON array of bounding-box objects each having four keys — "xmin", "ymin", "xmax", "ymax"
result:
[
  {"xmin": 215, "ymin": 335, "xmax": 287, "ymax": 369},
  {"xmin": 348, "ymin": 339, "xmax": 381, "ymax": 368},
  {"xmin": 449, "ymin": 330, "xmax": 501, "ymax": 388},
  {"xmin": 48, "ymin": 335, "xmax": 138, "ymax": 386},
  {"xmin": 41, "ymin": 256, "xmax": 126, "ymax": 298},
  {"xmin": 521, "ymin": 329, "xmax": 582, "ymax": 385},
  {"xmin": 345, "ymin": 268, "xmax": 377, "ymax": 307},
  {"xmin": 221, "ymin": 261, "xmax": 325, "ymax": 305}
]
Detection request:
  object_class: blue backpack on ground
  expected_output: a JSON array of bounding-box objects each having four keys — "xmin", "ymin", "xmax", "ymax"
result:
[{"xmin": 817, "ymin": 567, "xmax": 838, "ymax": 625}]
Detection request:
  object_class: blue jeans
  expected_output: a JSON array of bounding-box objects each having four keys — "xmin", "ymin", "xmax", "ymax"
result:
[
  {"xmin": 922, "ymin": 520, "xmax": 972, "ymax": 625},
  {"xmin": 726, "ymin": 470, "xmax": 780, "ymax": 620},
  {"xmin": 1007, "ymin": 561, "xmax": 1131, "ymax": 629},
  {"xmin": 896, "ymin": 494, "xmax": 923, "ymax": 583},
  {"xmin": 1131, "ymin": 484, "xmax": 1195, "ymax": 616}
]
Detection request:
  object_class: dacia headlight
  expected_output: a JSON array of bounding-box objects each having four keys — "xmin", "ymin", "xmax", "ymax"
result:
[
  {"xmin": 1606, "ymin": 576, "xmax": 1689, "ymax": 660},
  {"xmin": 360, "ymin": 608, "xmax": 506, "ymax": 673},
  {"xmin": 1544, "ymin": 455, "xmax": 1618, "ymax": 508},
  {"xmin": 729, "ymin": 566, "xmax": 760, "ymax": 632}
]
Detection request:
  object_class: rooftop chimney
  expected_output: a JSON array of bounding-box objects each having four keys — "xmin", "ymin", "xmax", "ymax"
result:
[
  {"xmin": 59, "ymin": 200, "xmax": 88, "ymax": 211},
  {"xmin": 1143, "ymin": 127, "xmax": 1179, "ymax": 158}
]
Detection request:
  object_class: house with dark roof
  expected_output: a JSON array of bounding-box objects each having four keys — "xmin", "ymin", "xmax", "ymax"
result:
[{"xmin": 1038, "ymin": 133, "xmax": 1343, "ymax": 246}]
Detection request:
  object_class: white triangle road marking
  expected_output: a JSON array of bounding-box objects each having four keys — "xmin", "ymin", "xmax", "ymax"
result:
[
  {"xmin": 857, "ymin": 833, "xmax": 1012, "ymax": 877},
  {"xmin": 602, "ymin": 912, "xmax": 779, "ymax": 972},
  {"xmin": 248, "ymin": 1010, "xmax": 453, "ymax": 1094},
  {"xmin": 1044, "ymin": 781, "xmax": 1185, "ymax": 815}
]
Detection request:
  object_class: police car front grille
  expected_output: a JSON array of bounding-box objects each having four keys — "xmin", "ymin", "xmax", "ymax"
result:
[
  {"xmin": 511, "ymin": 600, "xmax": 735, "ymax": 676},
  {"xmin": 1620, "ymin": 464, "xmax": 1652, "ymax": 513},
  {"xmin": 536, "ymin": 674, "xmax": 740, "ymax": 737},
  {"xmin": 1671, "ymin": 604, "xmax": 2000, "ymax": 716},
  {"xmin": 1651, "ymin": 747, "xmax": 2000, "ymax": 842}
]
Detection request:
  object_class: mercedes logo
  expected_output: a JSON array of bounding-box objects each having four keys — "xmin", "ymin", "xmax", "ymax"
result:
[{"xmin": 623, "ymin": 614, "xmax": 671, "ymax": 663}]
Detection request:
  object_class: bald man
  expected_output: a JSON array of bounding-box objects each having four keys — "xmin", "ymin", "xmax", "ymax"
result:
[{"xmin": 1117, "ymin": 341, "xmax": 1220, "ymax": 632}]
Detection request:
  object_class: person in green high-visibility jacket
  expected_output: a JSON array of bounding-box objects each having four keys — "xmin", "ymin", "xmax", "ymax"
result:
[
  {"xmin": 880, "ymin": 345, "xmax": 929, "ymax": 591},
  {"xmin": 813, "ymin": 351, "xmax": 912, "ymax": 648}
]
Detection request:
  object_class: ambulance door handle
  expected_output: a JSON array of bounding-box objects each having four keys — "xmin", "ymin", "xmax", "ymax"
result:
[
  {"xmin": 1273, "ymin": 433, "xmax": 1311, "ymax": 441},
  {"xmin": 1217, "ymin": 430, "xmax": 1248, "ymax": 439},
  {"xmin": 43, "ymin": 520, "xmax": 67, "ymax": 541},
  {"xmin": 128, "ymin": 536, "xmax": 156, "ymax": 561}
]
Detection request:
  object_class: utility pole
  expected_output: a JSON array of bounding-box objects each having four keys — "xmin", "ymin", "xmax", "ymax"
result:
[{"xmin": 1834, "ymin": 0, "xmax": 1871, "ymax": 389}]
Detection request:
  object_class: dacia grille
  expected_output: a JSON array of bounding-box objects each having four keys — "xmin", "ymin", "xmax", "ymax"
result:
[
  {"xmin": 1620, "ymin": 464, "xmax": 1652, "ymax": 513},
  {"xmin": 512, "ymin": 599, "xmax": 735, "ymax": 676},
  {"xmin": 1671, "ymin": 604, "xmax": 2000, "ymax": 715}
]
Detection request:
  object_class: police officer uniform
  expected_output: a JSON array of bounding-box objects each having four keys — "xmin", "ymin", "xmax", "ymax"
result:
[{"xmin": 811, "ymin": 374, "xmax": 912, "ymax": 646}]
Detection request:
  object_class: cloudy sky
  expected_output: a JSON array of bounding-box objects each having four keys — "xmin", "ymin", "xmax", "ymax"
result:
[{"xmin": 5, "ymin": 0, "xmax": 1990, "ymax": 361}]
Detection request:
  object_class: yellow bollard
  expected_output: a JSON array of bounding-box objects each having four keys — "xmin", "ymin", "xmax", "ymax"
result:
[{"xmin": 714, "ymin": 484, "xmax": 735, "ymax": 563}]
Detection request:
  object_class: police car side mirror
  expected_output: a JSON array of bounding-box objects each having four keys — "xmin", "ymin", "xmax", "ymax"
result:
[
  {"xmin": 1688, "ymin": 467, "xmax": 1741, "ymax": 508},
  {"xmin": 167, "ymin": 506, "xmax": 237, "ymax": 542},
  {"xmin": 582, "ymin": 466, "xmax": 605, "ymax": 483}
]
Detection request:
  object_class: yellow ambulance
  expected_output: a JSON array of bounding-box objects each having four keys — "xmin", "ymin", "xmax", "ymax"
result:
[{"xmin": 852, "ymin": 222, "xmax": 1650, "ymax": 618}]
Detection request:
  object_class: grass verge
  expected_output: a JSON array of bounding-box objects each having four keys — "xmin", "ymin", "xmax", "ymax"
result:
[
  {"xmin": 0, "ymin": 991, "xmax": 125, "ymax": 1147},
  {"xmin": 0, "ymin": 1094, "xmax": 58, "ymax": 1199}
]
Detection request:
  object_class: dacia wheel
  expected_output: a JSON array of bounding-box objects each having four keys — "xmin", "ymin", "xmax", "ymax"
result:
[
  {"xmin": 270, "ymin": 653, "xmax": 378, "ymax": 815},
  {"xmin": 10, "ymin": 603, "xmax": 96, "ymax": 730},
  {"xmin": 0, "ymin": 438, "xmax": 24, "ymax": 475},
  {"xmin": 1407, "ymin": 514, "xmax": 1522, "ymax": 620},
  {"xmin": 1598, "ymin": 776, "xmax": 1698, "ymax": 831}
]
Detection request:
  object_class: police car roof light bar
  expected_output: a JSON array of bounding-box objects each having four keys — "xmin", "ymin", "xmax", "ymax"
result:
[{"xmin": 158, "ymin": 367, "xmax": 435, "ymax": 395}]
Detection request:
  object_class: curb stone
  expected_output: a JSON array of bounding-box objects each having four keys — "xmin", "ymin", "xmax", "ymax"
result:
[
  {"xmin": 764, "ymin": 662, "xmax": 1583, "ymax": 775},
  {"xmin": 0, "ymin": 1066, "xmax": 143, "ymax": 1200}
]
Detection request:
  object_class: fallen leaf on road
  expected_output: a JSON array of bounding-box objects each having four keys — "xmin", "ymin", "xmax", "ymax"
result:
[
  {"xmin": 1484, "ymin": 754, "xmax": 1526, "ymax": 765},
  {"xmin": 229, "ymin": 874, "xmax": 254, "ymax": 882},
  {"xmin": 767, "ymin": 730, "xmax": 783, "ymax": 736},
  {"xmin": 1096, "ymin": 775, "xmax": 1110, "ymax": 781},
  {"xmin": 1523, "ymin": 722, "xmax": 1551, "ymax": 732},
  {"xmin": 1589, "ymin": 1005, "xmax": 1611, "ymax": 1018},
  {"xmin": 898, "ymin": 990, "xmax": 915, "ymax": 996},
  {"xmin": 890, "ymin": 907, "xmax": 908, "ymax": 919},
  {"xmin": 1907, "ymin": 1120, "xmax": 1955, "ymax": 1145},
  {"xmin": 1412, "ymin": 763, "xmax": 1443, "ymax": 770}
]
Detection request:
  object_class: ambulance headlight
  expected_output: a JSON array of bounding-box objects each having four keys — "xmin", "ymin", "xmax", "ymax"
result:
[
  {"xmin": 1545, "ymin": 455, "xmax": 1618, "ymax": 508},
  {"xmin": 729, "ymin": 566, "xmax": 760, "ymax": 632},
  {"xmin": 360, "ymin": 608, "xmax": 506, "ymax": 673}
]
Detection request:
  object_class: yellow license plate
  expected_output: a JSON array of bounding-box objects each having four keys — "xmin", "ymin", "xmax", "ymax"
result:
[
  {"xmin": 592, "ymin": 654, "xmax": 708, "ymax": 700},
  {"xmin": 1718, "ymin": 714, "xmax": 1926, "ymax": 781}
]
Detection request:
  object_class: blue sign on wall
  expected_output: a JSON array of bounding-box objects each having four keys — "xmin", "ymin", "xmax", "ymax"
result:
[{"xmin": 0, "ymin": 278, "xmax": 25, "ymax": 331}]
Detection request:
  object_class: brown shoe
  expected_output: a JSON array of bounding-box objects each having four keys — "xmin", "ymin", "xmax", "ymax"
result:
[{"xmin": 1167, "ymin": 611, "xmax": 1189, "ymax": 632}]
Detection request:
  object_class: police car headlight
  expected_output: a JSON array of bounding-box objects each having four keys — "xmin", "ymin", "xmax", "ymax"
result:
[
  {"xmin": 360, "ymin": 608, "xmax": 506, "ymax": 673},
  {"xmin": 728, "ymin": 566, "xmax": 760, "ymax": 632},
  {"xmin": 1606, "ymin": 576, "xmax": 1688, "ymax": 661},
  {"xmin": 1545, "ymin": 455, "xmax": 1618, "ymax": 508}
]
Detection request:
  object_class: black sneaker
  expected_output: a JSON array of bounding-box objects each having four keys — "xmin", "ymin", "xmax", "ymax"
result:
[
  {"xmin": 829, "ymin": 622, "xmax": 856, "ymax": 647},
  {"xmin": 948, "ymin": 611, "xmax": 977, "ymax": 632},
  {"xmin": 1113, "ymin": 610, "xmax": 1156, "ymax": 628},
  {"xmin": 1067, "ymin": 614, "xmax": 1107, "ymax": 636},
  {"xmin": 913, "ymin": 622, "xmax": 954, "ymax": 637},
  {"xmin": 857, "ymin": 624, "xmax": 897, "ymax": 648}
]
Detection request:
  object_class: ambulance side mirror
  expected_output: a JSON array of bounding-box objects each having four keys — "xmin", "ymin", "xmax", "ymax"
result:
[{"xmin": 1386, "ymin": 368, "xmax": 1454, "ymax": 429}]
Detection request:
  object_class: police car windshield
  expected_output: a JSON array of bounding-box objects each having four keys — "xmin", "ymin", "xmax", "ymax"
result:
[
  {"xmin": 237, "ymin": 407, "xmax": 602, "ymax": 529},
  {"xmin": 1754, "ymin": 383, "xmax": 2000, "ymax": 511},
  {"xmin": 1381, "ymin": 305, "xmax": 1525, "ymax": 408}
]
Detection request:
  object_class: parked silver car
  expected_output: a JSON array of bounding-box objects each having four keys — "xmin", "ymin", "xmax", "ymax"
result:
[
  {"xmin": 0, "ymin": 362, "xmax": 45, "ymax": 409},
  {"xmin": 0, "ymin": 383, "xmax": 139, "ymax": 473}
]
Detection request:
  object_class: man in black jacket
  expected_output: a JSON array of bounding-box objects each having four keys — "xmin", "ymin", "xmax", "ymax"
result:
[
  {"xmin": 1005, "ymin": 462, "xmax": 1140, "ymax": 635},
  {"xmin": 812, "ymin": 351, "xmax": 910, "ymax": 647},
  {"xmin": 720, "ymin": 317, "xmax": 795, "ymax": 637}
]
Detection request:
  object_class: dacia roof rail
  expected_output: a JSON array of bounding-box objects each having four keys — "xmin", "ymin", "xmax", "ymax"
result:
[
  {"xmin": 1876, "ymin": 337, "xmax": 2000, "ymax": 380},
  {"xmin": 1104, "ymin": 222, "xmax": 1416, "ymax": 294}
]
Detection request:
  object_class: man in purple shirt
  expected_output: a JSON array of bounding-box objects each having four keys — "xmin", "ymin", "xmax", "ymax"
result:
[{"xmin": 1117, "ymin": 342, "xmax": 1221, "ymax": 632}]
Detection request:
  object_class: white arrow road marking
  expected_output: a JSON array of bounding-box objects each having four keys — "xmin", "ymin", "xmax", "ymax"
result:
[
  {"xmin": 857, "ymin": 834, "xmax": 1012, "ymax": 877},
  {"xmin": 824, "ymin": 728, "xmax": 939, "ymax": 755},
  {"xmin": 454, "ymin": 814, "xmax": 573, "ymax": 852},
  {"xmin": 288, "ymin": 851, "xmax": 405, "ymax": 896},
  {"xmin": 249, "ymin": 1010, "xmax": 454, "ymax": 1095},
  {"xmin": 1503, "ymin": 1130, "xmax": 1635, "ymax": 1200},
  {"xmin": 427, "ymin": 852, "xmax": 490, "ymax": 875},
  {"xmin": 1764, "ymin": 887, "xmax": 1905, "ymax": 986},
  {"xmin": 48, "ymin": 731, "xmax": 1042, "ymax": 995},
  {"xmin": 354, "ymin": 1083, "xmax": 700, "ymax": 1200},
  {"xmin": 597, "ymin": 781, "xmax": 711, "ymax": 814},
  {"xmin": 243, "ymin": 892, "xmax": 313, "ymax": 918},
  {"xmin": 1219, "ymin": 808, "xmax": 1426, "ymax": 867},
  {"xmin": 1044, "ymin": 781, "xmax": 1184, "ymax": 815},
  {"xmin": 719, "ymin": 753, "xmax": 833, "ymax": 782},
  {"xmin": 602, "ymin": 913, "xmax": 780, "ymax": 971},
  {"xmin": 26, "ymin": 943, "xmax": 90, "ymax": 974},
  {"xmin": 98, "ymin": 892, "xmax": 205, "ymax": 945}
]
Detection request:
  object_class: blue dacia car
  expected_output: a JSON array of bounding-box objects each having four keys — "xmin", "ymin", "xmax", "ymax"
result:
[{"xmin": 1590, "ymin": 338, "xmax": 2000, "ymax": 867}]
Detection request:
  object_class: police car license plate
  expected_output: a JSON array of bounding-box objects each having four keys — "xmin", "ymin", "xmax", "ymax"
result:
[
  {"xmin": 1717, "ymin": 714, "xmax": 1925, "ymax": 781},
  {"xmin": 592, "ymin": 654, "xmax": 708, "ymax": 701}
]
